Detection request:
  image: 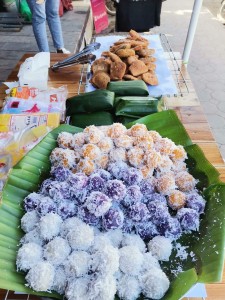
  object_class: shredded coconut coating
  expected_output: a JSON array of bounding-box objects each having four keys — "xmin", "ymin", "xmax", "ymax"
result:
[
  {"xmin": 98, "ymin": 137, "xmax": 114, "ymax": 153},
  {"xmin": 105, "ymin": 229, "xmax": 123, "ymax": 248},
  {"xmin": 127, "ymin": 147, "xmax": 144, "ymax": 167},
  {"xmin": 117, "ymin": 274, "xmax": 141, "ymax": 300},
  {"xmin": 57, "ymin": 132, "xmax": 74, "ymax": 149},
  {"xmin": 73, "ymin": 132, "xmax": 86, "ymax": 148},
  {"xmin": 109, "ymin": 147, "xmax": 127, "ymax": 162},
  {"xmin": 50, "ymin": 148, "xmax": 76, "ymax": 169},
  {"xmin": 107, "ymin": 123, "xmax": 127, "ymax": 138},
  {"xmin": 43, "ymin": 237, "xmax": 71, "ymax": 265},
  {"xmin": 156, "ymin": 173, "xmax": 176, "ymax": 195},
  {"xmin": 25, "ymin": 261, "xmax": 55, "ymax": 292},
  {"xmin": 88, "ymin": 275, "xmax": 117, "ymax": 300},
  {"xmin": 82, "ymin": 143, "xmax": 102, "ymax": 160},
  {"xmin": 85, "ymin": 191, "xmax": 112, "ymax": 217},
  {"xmin": 84, "ymin": 125, "xmax": 104, "ymax": 144},
  {"xmin": 170, "ymin": 145, "xmax": 187, "ymax": 162},
  {"xmin": 145, "ymin": 149, "xmax": 162, "ymax": 169},
  {"xmin": 140, "ymin": 268, "xmax": 170, "ymax": 299},
  {"xmin": 52, "ymin": 266, "xmax": 67, "ymax": 295},
  {"xmin": 39, "ymin": 212, "xmax": 63, "ymax": 240},
  {"xmin": 114, "ymin": 135, "xmax": 133, "ymax": 149},
  {"xmin": 90, "ymin": 235, "xmax": 112, "ymax": 253},
  {"xmin": 65, "ymin": 277, "xmax": 89, "ymax": 300},
  {"xmin": 77, "ymin": 158, "xmax": 96, "ymax": 175},
  {"xmin": 60, "ymin": 217, "xmax": 84, "ymax": 238},
  {"xmin": 21, "ymin": 211, "xmax": 39, "ymax": 233},
  {"xmin": 175, "ymin": 171, "xmax": 196, "ymax": 192},
  {"xmin": 67, "ymin": 222, "xmax": 94, "ymax": 250},
  {"xmin": 121, "ymin": 233, "xmax": 146, "ymax": 253},
  {"xmin": 20, "ymin": 227, "xmax": 44, "ymax": 246},
  {"xmin": 141, "ymin": 252, "xmax": 161, "ymax": 272},
  {"xmin": 155, "ymin": 137, "xmax": 175, "ymax": 156},
  {"xmin": 16, "ymin": 242, "xmax": 42, "ymax": 271},
  {"xmin": 148, "ymin": 236, "xmax": 172, "ymax": 261},
  {"xmin": 128, "ymin": 124, "xmax": 148, "ymax": 137},
  {"xmin": 167, "ymin": 190, "xmax": 186, "ymax": 210},
  {"xmin": 64, "ymin": 251, "xmax": 90, "ymax": 278},
  {"xmin": 119, "ymin": 246, "xmax": 144, "ymax": 275},
  {"xmin": 91, "ymin": 244, "xmax": 119, "ymax": 274}
]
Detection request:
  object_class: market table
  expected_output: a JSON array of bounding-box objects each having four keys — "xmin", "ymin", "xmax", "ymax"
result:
[{"xmin": 0, "ymin": 52, "xmax": 225, "ymax": 300}]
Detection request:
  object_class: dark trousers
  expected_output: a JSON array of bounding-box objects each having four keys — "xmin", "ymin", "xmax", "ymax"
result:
[{"xmin": 115, "ymin": 0, "xmax": 163, "ymax": 32}]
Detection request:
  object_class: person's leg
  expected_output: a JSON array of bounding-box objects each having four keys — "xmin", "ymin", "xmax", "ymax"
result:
[
  {"xmin": 27, "ymin": 0, "xmax": 49, "ymax": 52},
  {"xmin": 45, "ymin": 0, "xmax": 64, "ymax": 50}
]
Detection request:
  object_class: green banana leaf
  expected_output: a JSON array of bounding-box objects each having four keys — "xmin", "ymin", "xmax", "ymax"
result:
[
  {"xmin": 115, "ymin": 96, "xmax": 164, "ymax": 118},
  {"xmin": 69, "ymin": 111, "xmax": 115, "ymax": 128},
  {"xmin": 107, "ymin": 80, "xmax": 149, "ymax": 96},
  {"xmin": 66, "ymin": 90, "xmax": 115, "ymax": 115},
  {"xmin": 0, "ymin": 110, "xmax": 224, "ymax": 300}
]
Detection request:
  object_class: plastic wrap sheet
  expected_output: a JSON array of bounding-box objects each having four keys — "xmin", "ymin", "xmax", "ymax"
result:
[{"xmin": 85, "ymin": 35, "xmax": 177, "ymax": 97}]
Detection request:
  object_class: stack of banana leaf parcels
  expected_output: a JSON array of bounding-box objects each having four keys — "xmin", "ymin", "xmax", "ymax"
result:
[{"xmin": 66, "ymin": 81, "xmax": 164, "ymax": 127}]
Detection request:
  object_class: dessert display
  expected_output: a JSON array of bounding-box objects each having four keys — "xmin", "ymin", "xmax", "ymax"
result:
[
  {"xmin": 16, "ymin": 123, "xmax": 207, "ymax": 299},
  {"xmin": 90, "ymin": 30, "xmax": 159, "ymax": 89}
]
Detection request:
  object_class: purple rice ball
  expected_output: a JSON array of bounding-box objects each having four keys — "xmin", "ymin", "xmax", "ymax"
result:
[
  {"xmin": 102, "ymin": 206, "xmax": 125, "ymax": 230},
  {"xmin": 121, "ymin": 218, "xmax": 135, "ymax": 234},
  {"xmin": 147, "ymin": 201, "xmax": 170, "ymax": 225},
  {"xmin": 128, "ymin": 202, "xmax": 150, "ymax": 222},
  {"xmin": 23, "ymin": 192, "xmax": 40, "ymax": 212},
  {"xmin": 37, "ymin": 197, "xmax": 57, "ymax": 216},
  {"xmin": 142, "ymin": 193, "xmax": 167, "ymax": 205},
  {"xmin": 123, "ymin": 167, "xmax": 143, "ymax": 186},
  {"xmin": 95, "ymin": 169, "xmax": 112, "ymax": 181},
  {"xmin": 87, "ymin": 174, "xmax": 105, "ymax": 192},
  {"xmin": 39, "ymin": 178, "xmax": 55, "ymax": 195},
  {"xmin": 78, "ymin": 206, "xmax": 100, "ymax": 226},
  {"xmin": 157, "ymin": 217, "xmax": 182, "ymax": 240},
  {"xmin": 69, "ymin": 186, "xmax": 87, "ymax": 204},
  {"xmin": 135, "ymin": 221, "xmax": 159, "ymax": 240},
  {"xmin": 107, "ymin": 162, "xmax": 128, "ymax": 180},
  {"xmin": 176, "ymin": 208, "xmax": 200, "ymax": 232},
  {"xmin": 50, "ymin": 166, "xmax": 71, "ymax": 182},
  {"xmin": 121, "ymin": 185, "xmax": 143, "ymax": 208},
  {"xmin": 140, "ymin": 178, "xmax": 156, "ymax": 198},
  {"xmin": 67, "ymin": 173, "xmax": 88, "ymax": 189},
  {"xmin": 105, "ymin": 180, "xmax": 127, "ymax": 201},
  {"xmin": 186, "ymin": 192, "xmax": 206, "ymax": 214},
  {"xmin": 85, "ymin": 191, "xmax": 112, "ymax": 217},
  {"xmin": 48, "ymin": 181, "xmax": 71, "ymax": 201},
  {"xmin": 57, "ymin": 200, "xmax": 78, "ymax": 220}
]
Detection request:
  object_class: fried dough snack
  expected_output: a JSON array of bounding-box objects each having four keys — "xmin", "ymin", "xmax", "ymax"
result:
[
  {"xmin": 136, "ymin": 49, "xmax": 155, "ymax": 57},
  {"xmin": 129, "ymin": 60, "xmax": 148, "ymax": 77},
  {"xmin": 90, "ymin": 29, "xmax": 159, "ymax": 89},
  {"xmin": 142, "ymin": 73, "xmax": 158, "ymax": 85},
  {"xmin": 110, "ymin": 61, "xmax": 127, "ymax": 80},
  {"xmin": 91, "ymin": 58, "xmax": 111, "ymax": 74},
  {"xmin": 91, "ymin": 71, "xmax": 110, "ymax": 89},
  {"xmin": 116, "ymin": 49, "xmax": 136, "ymax": 58}
]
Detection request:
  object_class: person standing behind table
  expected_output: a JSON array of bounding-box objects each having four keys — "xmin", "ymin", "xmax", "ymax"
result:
[{"xmin": 26, "ymin": 0, "xmax": 71, "ymax": 53}]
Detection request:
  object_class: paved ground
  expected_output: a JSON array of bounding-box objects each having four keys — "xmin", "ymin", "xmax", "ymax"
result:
[{"xmin": 152, "ymin": 0, "xmax": 225, "ymax": 160}]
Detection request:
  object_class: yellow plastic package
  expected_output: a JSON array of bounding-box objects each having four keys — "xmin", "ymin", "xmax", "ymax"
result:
[{"xmin": 0, "ymin": 112, "xmax": 60, "ymax": 132}]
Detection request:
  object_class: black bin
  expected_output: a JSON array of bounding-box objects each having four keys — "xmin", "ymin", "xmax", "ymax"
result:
[{"xmin": 115, "ymin": 0, "xmax": 163, "ymax": 32}]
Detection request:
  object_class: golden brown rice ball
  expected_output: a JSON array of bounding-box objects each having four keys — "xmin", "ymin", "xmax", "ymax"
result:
[
  {"xmin": 170, "ymin": 145, "xmax": 187, "ymax": 162},
  {"xmin": 77, "ymin": 158, "xmax": 95, "ymax": 175},
  {"xmin": 114, "ymin": 135, "xmax": 133, "ymax": 149},
  {"xmin": 127, "ymin": 147, "xmax": 144, "ymax": 167},
  {"xmin": 107, "ymin": 123, "xmax": 127, "ymax": 138},
  {"xmin": 167, "ymin": 190, "xmax": 186, "ymax": 210},
  {"xmin": 128, "ymin": 124, "xmax": 148, "ymax": 137},
  {"xmin": 98, "ymin": 137, "xmax": 114, "ymax": 153},
  {"xmin": 156, "ymin": 173, "xmax": 176, "ymax": 195},
  {"xmin": 175, "ymin": 171, "xmax": 196, "ymax": 192},
  {"xmin": 83, "ymin": 125, "xmax": 104, "ymax": 144},
  {"xmin": 82, "ymin": 144, "xmax": 101, "ymax": 160},
  {"xmin": 145, "ymin": 150, "xmax": 162, "ymax": 169},
  {"xmin": 57, "ymin": 132, "xmax": 74, "ymax": 149}
]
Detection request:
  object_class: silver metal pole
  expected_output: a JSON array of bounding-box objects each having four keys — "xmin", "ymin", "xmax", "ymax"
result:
[{"xmin": 182, "ymin": 0, "xmax": 203, "ymax": 64}]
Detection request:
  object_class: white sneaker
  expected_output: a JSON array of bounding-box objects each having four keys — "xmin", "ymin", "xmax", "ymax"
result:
[{"xmin": 57, "ymin": 48, "xmax": 71, "ymax": 54}]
